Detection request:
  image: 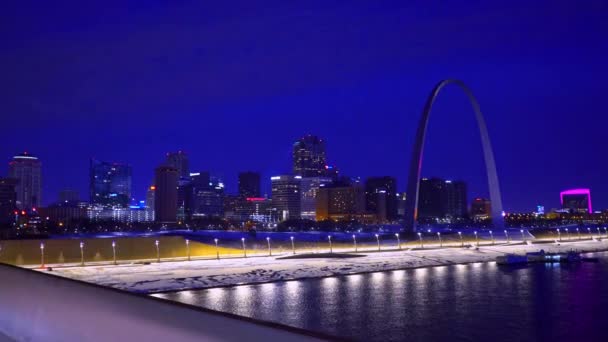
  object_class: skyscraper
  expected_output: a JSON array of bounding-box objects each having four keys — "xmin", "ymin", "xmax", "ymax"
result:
[
  {"xmin": 365, "ymin": 176, "xmax": 398, "ymax": 222},
  {"xmin": 316, "ymin": 182, "xmax": 366, "ymax": 221},
  {"xmin": 271, "ymin": 175, "xmax": 301, "ymax": 221},
  {"xmin": 293, "ymin": 135, "xmax": 327, "ymax": 177},
  {"xmin": 238, "ymin": 172, "xmax": 261, "ymax": 198},
  {"xmin": 0, "ymin": 178, "xmax": 18, "ymax": 225},
  {"xmin": 8, "ymin": 152, "xmax": 42, "ymax": 210},
  {"xmin": 418, "ymin": 177, "xmax": 467, "ymax": 221},
  {"xmin": 154, "ymin": 166, "xmax": 178, "ymax": 223},
  {"xmin": 191, "ymin": 173, "xmax": 224, "ymax": 218},
  {"xmin": 89, "ymin": 159, "xmax": 132, "ymax": 208},
  {"xmin": 471, "ymin": 198, "xmax": 491, "ymax": 220},
  {"xmin": 300, "ymin": 176, "xmax": 332, "ymax": 221},
  {"xmin": 165, "ymin": 151, "xmax": 190, "ymax": 179}
]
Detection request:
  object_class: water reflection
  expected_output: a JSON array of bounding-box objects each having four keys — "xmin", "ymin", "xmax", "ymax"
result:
[{"xmin": 161, "ymin": 253, "xmax": 608, "ymax": 342}]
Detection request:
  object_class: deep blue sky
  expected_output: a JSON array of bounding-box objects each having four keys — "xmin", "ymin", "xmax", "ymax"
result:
[{"xmin": 1, "ymin": 1, "xmax": 607, "ymax": 212}]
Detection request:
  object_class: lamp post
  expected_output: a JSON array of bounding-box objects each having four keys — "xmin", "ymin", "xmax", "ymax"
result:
[
  {"xmin": 186, "ymin": 239, "xmax": 191, "ymax": 261},
  {"xmin": 241, "ymin": 237, "xmax": 247, "ymax": 257},
  {"xmin": 112, "ymin": 241, "xmax": 117, "ymax": 265},
  {"xmin": 588, "ymin": 227, "xmax": 592, "ymax": 238},
  {"xmin": 557, "ymin": 229, "xmax": 561, "ymax": 241},
  {"xmin": 474, "ymin": 231, "xmax": 479, "ymax": 246},
  {"xmin": 504, "ymin": 230, "xmax": 510, "ymax": 243},
  {"xmin": 290, "ymin": 236, "xmax": 295, "ymax": 255},
  {"xmin": 577, "ymin": 228, "xmax": 581, "ymax": 240},
  {"xmin": 395, "ymin": 233, "xmax": 401, "ymax": 250},
  {"xmin": 375, "ymin": 234, "xmax": 381, "ymax": 251},
  {"xmin": 155, "ymin": 240, "xmax": 160, "ymax": 263},
  {"xmin": 40, "ymin": 242, "xmax": 45, "ymax": 269},
  {"xmin": 437, "ymin": 232, "xmax": 442, "ymax": 247},
  {"xmin": 80, "ymin": 241, "xmax": 84, "ymax": 266},
  {"xmin": 328, "ymin": 236, "xmax": 332, "ymax": 253},
  {"xmin": 352, "ymin": 235, "xmax": 357, "ymax": 252},
  {"xmin": 214, "ymin": 238, "xmax": 219, "ymax": 260},
  {"xmin": 458, "ymin": 232, "xmax": 463, "ymax": 247},
  {"xmin": 520, "ymin": 229, "xmax": 525, "ymax": 242},
  {"xmin": 489, "ymin": 230, "xmax": 494, "ymax": 245},
  {"xmin": 604, "ymin": 227, "xmax": 608, "ymax": 237},
  {"xmin": 565, "ymin": 228, "xmax": 570, "ymax": 241},
  {"xmin": 597, "ymin": 228, "xmax": 601, "ymax": 237},
  {"xmin": 266, "ymin": 237, "xmax": 272, "ymax": 256},
  {"xmin": 418, "ymin": 232, "xmax": 423, "ymax": 248}
]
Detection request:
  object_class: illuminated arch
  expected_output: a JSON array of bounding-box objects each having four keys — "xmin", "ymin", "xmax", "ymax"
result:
[{"xmin": 404, "ymin": 79, "xmax": 504, "ymax": 231}]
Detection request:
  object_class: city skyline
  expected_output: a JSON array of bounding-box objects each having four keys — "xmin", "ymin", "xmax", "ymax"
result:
[{"xmin": 2, "ymin": 2, "xmax": 607, "ymax": 212}]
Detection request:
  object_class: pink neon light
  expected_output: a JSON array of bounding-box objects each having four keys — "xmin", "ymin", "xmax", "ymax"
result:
[
  {"xmin": 560, "ymin": 188, "xmax": 592, "ymax": 213},
  {"xmin": 246, "ymin": 197, "xmax": 266, "ymax": 202}
]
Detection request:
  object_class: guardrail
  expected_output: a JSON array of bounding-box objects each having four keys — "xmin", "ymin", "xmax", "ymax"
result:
[{"xmin": 0, "ymin": 264, "xmax": 326, "ymax": 341}]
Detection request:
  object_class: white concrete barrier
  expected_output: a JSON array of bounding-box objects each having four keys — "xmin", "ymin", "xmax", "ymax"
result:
[{"xmin": 0, "ymin": 264, "xmax": 326, "ymax": 341}]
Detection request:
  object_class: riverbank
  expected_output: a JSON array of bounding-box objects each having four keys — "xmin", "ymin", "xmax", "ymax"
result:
[{"xmin": 37, "ymin": 239, "xmax": 608, "ymax": 294}]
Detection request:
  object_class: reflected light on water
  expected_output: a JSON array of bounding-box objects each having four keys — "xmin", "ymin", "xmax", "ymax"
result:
[
  {"xmin": 392, "ymin": 270, "xmax": 406, "ymax": 281},
  {"xmin": 205, "ymin": 288, "xmax": 226, "ymax": 308}
]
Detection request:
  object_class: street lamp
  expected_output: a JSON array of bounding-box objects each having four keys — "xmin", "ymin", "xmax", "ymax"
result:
[
  {"xmin": 375, "ymin": 234, "xmax": 381, "ymax": 251},
  {"xmin": 241, "ymin": 237, "xmax": 247, "ymax": 257},
  {"xmin": 504, "ymin": 230, "xmax": 510, "ymax": 243},
  {"xmin": 474, "ymin": 231, "xmax": 479, "ymax": 246},
  {"xmin": 557, "ymin": 229, "xmax": 561, "ymax": 241},
  {"xmin": 597, "ymin": 228, "xmax": 601, "ymax": 237},
  {"xmin": 290, "ymin": 236, "xmax": 295, "ymax": 255},
  {"xmin": 40, "ymin": 242, "xmax": 45, "ymax": 269},
  {"xmin": 418, "ymin": 232, "xmax": 423, "ymax": 248},
  {"xmin": 328, "ymin": 236, "xmax": 333, "ymax": 253},
  {"xmin": 437, "ymin": 232, "xmax": 442, "ymax": 247},
  {"xmin": 577, "ymin": 228, "xmax": 581, "ymax": 240},
  {"xmin": 266, "ymin": 237, "xmax": 272, "ymax": 256},
  {"xmin": 588, "ymin": 227, "xmax": 592, "ymax": 238},
  {"xmin": 458, "ymin": 232, "xmax": 463, "ymax": 247},
  {"xmin": 214, "ymin": 238, "xmax": 219, "ymax": 260},
  {"xmin": 185, "ymin": 239, "xmax": 190, "ymax": 261},
  {"xmin": 80, "ymin": 241, "xmax": 85, "ymax": 266},
  {"xmin": 112, "ymin": 241, "xmax": 117, "ymax": 265},
  {"xmin": 395, "ymin": 233, "xmax": 401, "ymax": 250},
  {"xmin": 489, "ymin": 230, "xmax": 494, "ymax": 245},
  {"xmin": 520, "ymin": 229, "xmax": 525, "ymax": 242},
  {"xmin": 352, "ymin": 234, "xmax": 357, "ymax": 252},
  {"xmin": 604, "ymin": 227, "xmax": 608, "ymax": 237},
  {"xmin": 565, "ymin": 228, "xmax": 570, "ymax": 241},
  {"xmin": 155, "ymin": 240, "xmax": 160, "ymax": 263}
]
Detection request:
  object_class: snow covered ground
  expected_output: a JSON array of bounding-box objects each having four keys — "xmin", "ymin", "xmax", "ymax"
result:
[{"xmin": 40, "ymin": 239, "xmax": 608, "ymax": 294}]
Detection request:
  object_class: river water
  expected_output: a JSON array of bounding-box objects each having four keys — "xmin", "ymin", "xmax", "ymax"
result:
[{"xmin": 159, "ymin": 252, "xmax": 608, "ymax": 341}]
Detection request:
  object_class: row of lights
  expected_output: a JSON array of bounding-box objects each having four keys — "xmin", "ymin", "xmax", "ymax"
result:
[{"xmin": 36, "ymin": 227, "xmax": 608, "ymax": 268}]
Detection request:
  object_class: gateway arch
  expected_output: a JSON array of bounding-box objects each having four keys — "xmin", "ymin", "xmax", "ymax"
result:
[{"xmin": 404, "ymin": 79, "xmax": 504, "ymax": 232}]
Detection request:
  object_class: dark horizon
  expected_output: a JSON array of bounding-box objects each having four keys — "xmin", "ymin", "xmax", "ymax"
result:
[{"xmin": 2, "ymin": 1, "xmax": 607, "ymax": 212}]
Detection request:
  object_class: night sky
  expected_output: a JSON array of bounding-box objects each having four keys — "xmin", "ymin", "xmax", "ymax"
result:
[{"xmin": 1, "ymin": 1, "xmax": 607, "ymax": 212}]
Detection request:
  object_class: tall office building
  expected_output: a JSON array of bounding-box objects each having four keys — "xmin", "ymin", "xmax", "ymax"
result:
[
  {"xmin": 192, "ymin": 173, "xmax": 224, "ymax": 218},
  {"xmin": 90, "ymin": 159, "xmax": 132, "ymax": 208},
  {"xmin": 271, "ymin": 175, "xmax": 301, "ymax": 221},
  {"xmin": 238, "ymin": 172, "xmax": 261, "ymax": 198},
  {"xmin": 165, "ymin": 151, "xmax": 190, "ymax": 179},
  {"xmin": 365, "ymin": 176, "xmax": 398, "ymax": 222},
  {"xmin": 293, "ymin": 135, "xmax": 327, "ymax": 177},
  {"xmin": 145, "ymin": 185, "xmax": 156, "ymax": 220},
  {"xmin": 316, "ymin": 182, "xmax": 366, "ymax": 221},
  {"xmin": 154, "ymin": 166, "xmax": 178, "ymax": 223},
  {"xmin": 300, "ymin": 177, "xmax": 332, "ymax": 221},
  {"xmin": 418, "ymin": 177, "xmax": 467, "ymax": 220},
  {"xmin": 8, "ymin": 152, "xmax": 42, "ymax": 210},
  {"xmin": 0, "ymin": 178, "xmax": 18, "ymax": 225}
]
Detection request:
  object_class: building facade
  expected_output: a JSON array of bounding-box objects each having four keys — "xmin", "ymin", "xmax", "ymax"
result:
[
  {"xmin": 154, "ymin": 166, "xmax": 178, "ymax": 223},
  {"xmin": 365, "ymin": 176, "xmax": 398, "ymax": 222},
  {"xmin": 0, "ymin": 178, "xmax": 18, "ymax": 226},
  {"xmin": 560, "ymin": 188, "xmax": 592, "ymax": 214},
  {"xmin": 292, "ymin": 135, "xmax": 327, "ymax": 177},
  {"xmin": 8, "ymin": 152, "xmax": 42, "ymax": 210},
  {"xmin": 316, "ymin": 183, "xmax": 367, "ymax": 221},
  {"xmin": 300, "ymin": 177, "xmax": 332, "ymax": 221},
  {"xmin": 165, "ymin": 151, "xmax": 190, "ymax": 179},
  {"xmin": 418, "ymin": 177, "xmax": 467, "ymax": 221},
  {"xmin": 90, "ymin": 159, "xmax": 132, "ymax": 208},
  {"xmin": 238, "ymin": 172, "xmax": 261, "ymax": 198},
  {"xmin": 271, "ymin": 175, "xmax": 301, "ymax": 221}
]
